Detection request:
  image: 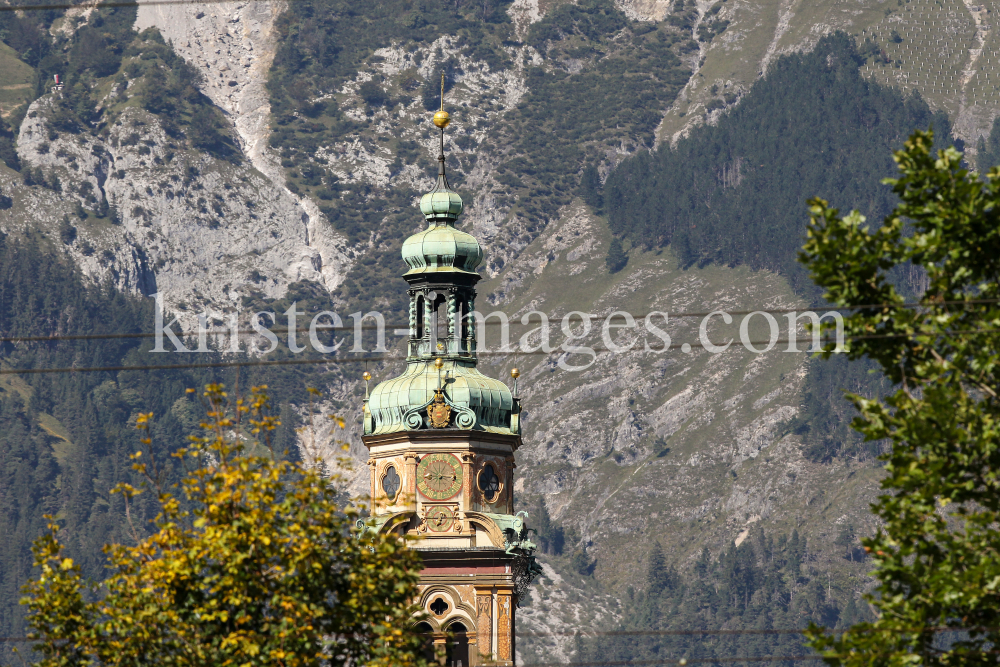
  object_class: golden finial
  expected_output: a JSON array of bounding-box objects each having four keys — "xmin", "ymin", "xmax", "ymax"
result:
[
  {"xmin": 433, "ymin": 72, "xmax": 450, "ymax": 128},
  {"xmin": 510, "ymin": 368, "xmax": 520, "ymax": 379},
  {"xmin": 363, "ymin": 371, "xmax": 372, "ymax": 382},
  {"xmin": 435, "ymin": 357, "xmax": 444, "ymax": 370}
]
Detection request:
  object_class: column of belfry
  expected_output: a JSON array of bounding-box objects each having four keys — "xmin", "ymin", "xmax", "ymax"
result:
[{"xmin": 359, "ymin": 83, "xmax": 540, "ymax": 667}]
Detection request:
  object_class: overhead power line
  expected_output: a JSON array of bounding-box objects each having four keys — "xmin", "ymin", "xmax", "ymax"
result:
[
  {"xmin": 0, "ymin": 328, "xmax": 998, "ymax": 376},
  {"xmin": 0, "ymin": 0, "xmax": 280, "ymax": 13},
  {"xmin": 0, "ymin": 297, "xmax": 997, "ymax": 345},
  {"xmin": 520, "ymin": 656, "xmax": 825, "ymax": 667}
]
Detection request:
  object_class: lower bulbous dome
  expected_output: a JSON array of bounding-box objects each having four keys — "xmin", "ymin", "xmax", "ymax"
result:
[
  {"xmin": 366, "ymin": 360, "xmax": 516, "ymax": 435},
  {"xmin": 401, "ymin": 223, "xmax": 483, "ymax": 275}
]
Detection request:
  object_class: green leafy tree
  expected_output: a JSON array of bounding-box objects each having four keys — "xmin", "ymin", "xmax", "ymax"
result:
[
  {"xmin": 20, "ymin": 384, "xmax": 429, "ymax": 667},
  {"xmin": 800, "ymin": 130, "xmax": 1000, "ymax": 665}
]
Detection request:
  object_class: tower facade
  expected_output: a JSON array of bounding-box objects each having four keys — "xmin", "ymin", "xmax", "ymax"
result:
[{"xmin": 360, "ymin": 106, "xmax": 538, "ymax": 667}]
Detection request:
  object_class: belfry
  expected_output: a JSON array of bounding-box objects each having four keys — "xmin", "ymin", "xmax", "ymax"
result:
[{"xmin": 360, "ymin": 93, "xmax": 539, "ymax": 666}]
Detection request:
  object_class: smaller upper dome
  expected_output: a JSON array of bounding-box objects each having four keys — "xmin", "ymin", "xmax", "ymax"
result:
[
  {"xmin": 403, "ymin": 153, "xmax": 481, "ymax": 275},
  {"xmin": 420, "ymin": 188, "xmax": 463, "ymax": 222}
]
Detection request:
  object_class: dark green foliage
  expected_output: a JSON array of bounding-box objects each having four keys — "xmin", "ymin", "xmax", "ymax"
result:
[
  {"xmin": 0, "ymin": 12, "xmax": 56, "ymax": 69},
  {"xmin": 800, "ymin": 130, "xmax": 1000, "ymax": 664},
  {"xmin": 46, "ymin": 83, "xmax": 96, "ymax": 134},
  {"xmin": 570, "ymin": 548, "xmax": 595, "ymax": 576},
  {"xmin": 266, "ymin": 0, "xmax": 512, "ymax": 193},
  {"xmin": 579, "ymin": 530, "xmax": 874, "ymax": 664},
  {"xmin": 358, "ymin": 80, "xmax": 389, "ymax": 108},
  {"xmin": 794, "ymin": 355, "xmax": 893, "ymax": 462},
  {"xmin": 497, "ymin": 0, "xmax": 689, "ymax": 227},
  {"xmin": 858, "ymin": 38, "xmax": 889, "ymax": 64},
  {"xmin": 526, "ymin": 0, "xmax": 627, "ymax": 54},
  {"xmin": 606, "ymin": 237, "xmax": 627, "ymax": 273},
  {"xmin": 58, "ymin": 216, "xmax": 76, "ymax": 244},
  {"xmin": 0, "ymin": 115, "xmax": 20, "ymax": 172},
  {"xmin": 70, "ymin": 7, "xmax": 134, "ymax": 77},
  {"xmin": 646, "ymin": 542, "xmax": 678, "ymax": 595},
  {"xmin": 0, "ymin": 236, "xmax": 362, "ymax": 658},
  {"xmin": 579, "ymin": 164, "xmax": 602, "ymax": 211},
  {"xmin": 526, "ymin": 497, "xmax": 565, "ymax": 556},
  {"xmin": 697, "ymin": 17, "xmax": 729, "ymax": 42},
  {"xmin": 0, "ymin": 8, "xmax": 234, "ymax": 160},
  {"xmin": 976, "ymin": 115, "xmax": 1000, "ymax": 174},
  {"xmin": 186, "ymin": 105, "xmax": 239, "ymax": 161},
  {"xmin": 604, "ymin": 32, "xmax": 952, "ymax": 296}
]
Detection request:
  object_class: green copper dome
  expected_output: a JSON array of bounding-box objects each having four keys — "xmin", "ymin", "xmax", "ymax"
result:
[
  {"xmin": 401, "ymin": 225, "xmax": 483, "ymax": 276},
  {"xmin": 420, "ymin": 189, "xmax": 463, "ymax": 220},
  {"xmin": 366, "ymin": 360, "xmax": 518, "ymax": 435},
  {"xmin": 361, "ymin": 115, "xmax": 520, "ymax": 438},
  {"xmin": 401, "ymin": 168, "xmax": 482, "ymax": 276}
]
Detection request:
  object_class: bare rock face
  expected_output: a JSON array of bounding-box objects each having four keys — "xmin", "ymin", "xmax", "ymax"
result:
[
  {"xmin": 15, "ymin": 98, "xmax": 347, "ymax": 317},
  {"xmin": 135, "ymin": 0, "xmax": 353, "ymax": 294}
]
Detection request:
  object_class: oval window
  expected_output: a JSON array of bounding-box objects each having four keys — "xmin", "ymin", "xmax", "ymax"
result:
[
  {"xmin": 382, "ymin": 465, "xmax": 401, "ymax": 500},
  {"xmin": 478, "ymin": 464, "xmax": 500, "ymax": 502}
]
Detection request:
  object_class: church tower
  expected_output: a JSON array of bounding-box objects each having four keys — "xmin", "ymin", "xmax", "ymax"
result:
[{"xmin": 360, "ymin": 93, "xmax": 539, "ymax": 666}]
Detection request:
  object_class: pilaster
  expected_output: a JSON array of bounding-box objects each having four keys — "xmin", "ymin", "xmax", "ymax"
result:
[
  {"xmin": 475, "ymin": 586, "xmax": 493, "ymax": 663},
  {"xmin": 403, "ymin": 452, "xmax": 419, "ymax": 511},
  {"xmin": 497, "ymin": 586, "xmax": 514, "ymax": 664}
]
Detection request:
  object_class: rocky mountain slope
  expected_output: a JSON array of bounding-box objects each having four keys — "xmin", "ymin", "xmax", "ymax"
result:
[{"xmin": 0, "ymin": 0, "xmax": 994, "ymax": 660}]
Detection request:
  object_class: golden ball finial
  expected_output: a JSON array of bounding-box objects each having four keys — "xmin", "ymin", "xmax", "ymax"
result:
[
  {"xmin": 363, "ymin": 371, "xmax": 372, "ymax": 382},
  {"xmin": 434, "ymin": 357, "xmax": 444, "ymax": 369},
  {"xmin": 433, "ymin": 110, "xmax": 450, "ymax": 128},
  {"xmin": 511, "ymin": 368, "xmax": 520, "ymax": 379}
]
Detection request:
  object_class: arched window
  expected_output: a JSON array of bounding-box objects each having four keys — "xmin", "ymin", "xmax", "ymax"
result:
[
  {"xmin": 435, "ymin": 293, "xmax": 447, "ymax": 339},
  {"xmin": 416, "ymin": 295, "xmax": 425, "ymax": 338},
  {"xmin": 414, "ymin": 622, "xmax": 434, "ymax": 662},
  {"xmin": 447, "ymin": 622, "xmax": 469, "ymax": 667}
]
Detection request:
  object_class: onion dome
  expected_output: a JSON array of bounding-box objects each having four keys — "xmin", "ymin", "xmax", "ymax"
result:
[
  {"xmin": 366, "ymin": 359, "xmax": 517, "ymax": 435},
  {"xmin": 402, "ymin": 173, "xmax": 483, "ymax": 276},
  {"xmin": 362, "ymin": 82, "xmax": 519, "ymax": 438}
]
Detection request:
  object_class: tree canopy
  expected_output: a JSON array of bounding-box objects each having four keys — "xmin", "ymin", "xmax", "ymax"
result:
[
  {"xmin": 20, "ymin": 384, "xmax": 428, "ymax": 667},
  {"xmin": 800, "ymin": 131, "xmax": 1000, "ymax": 665}
]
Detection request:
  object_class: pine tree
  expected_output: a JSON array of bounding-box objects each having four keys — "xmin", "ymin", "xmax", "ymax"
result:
[{"xmin": 606, "ymin": 237, "xmax": 628, "ymax": 273}]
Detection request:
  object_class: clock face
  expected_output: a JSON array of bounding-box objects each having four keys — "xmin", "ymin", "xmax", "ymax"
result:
[
  {"xmin": 417, "ymin": 453, "xmax": 463, "ymax": 500},
  {"xmin": 425, "ymin": 505, "xmax": 456, "ymax": 532}
]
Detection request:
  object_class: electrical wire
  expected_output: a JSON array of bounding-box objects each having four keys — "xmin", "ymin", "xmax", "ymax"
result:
[
  {"xmin": 0, "ymin": 0, "xmax": 288, "ymax": 13},
  {"xmin": 0, "ymin": 327, "xmax": 998, "ymax": 375},
  {"xmin": 1, "ymin": 297, "xmax": 997, "ymax": 345},
  {"xmin": 3, "ymin": 624, "xmax": 990, "ymax": 641},
  {"xmin": 520, "ymin": 656, "xmax": 826, "ymax": 667}
]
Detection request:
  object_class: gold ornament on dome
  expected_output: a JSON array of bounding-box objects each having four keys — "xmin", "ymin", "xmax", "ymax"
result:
[
  {"xmin": 433, "ymin": 110, "xmax": 450, "ymax": 128},
  {"xmin": 433, "ymin": 72, "xmax": 450, "ymax": 128},
  {"xmin": 428, "ymin": 388, "xmax": 451, "ymax": 428}
]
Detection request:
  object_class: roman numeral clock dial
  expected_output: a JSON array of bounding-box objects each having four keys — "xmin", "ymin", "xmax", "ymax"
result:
[{"xmin": 416, "ymin": 453, "xmax": 463, "ymax": 500}]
